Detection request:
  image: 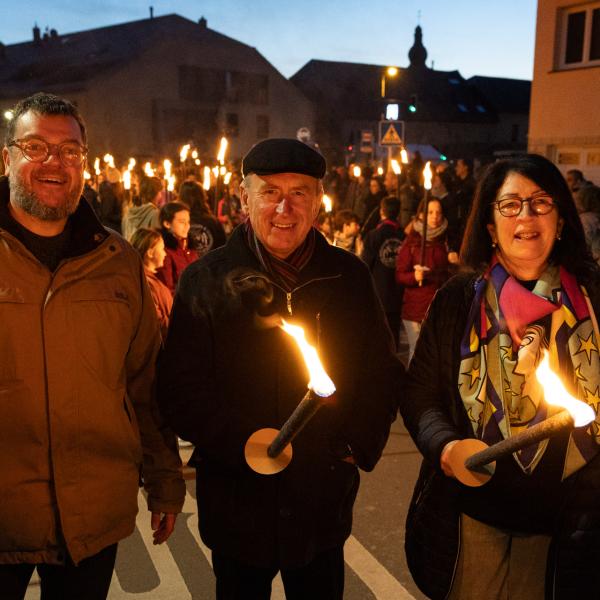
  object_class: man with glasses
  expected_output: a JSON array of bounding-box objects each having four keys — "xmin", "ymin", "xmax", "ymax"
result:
[{"xmin": 0, "ymin": 93, "xmax": 184, "ymax": 599}]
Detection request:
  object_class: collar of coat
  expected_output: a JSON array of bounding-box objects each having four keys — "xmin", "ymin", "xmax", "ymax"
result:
[{"xmin": 0, "ymin": 176, "xmax": 110, "ymax": 259}]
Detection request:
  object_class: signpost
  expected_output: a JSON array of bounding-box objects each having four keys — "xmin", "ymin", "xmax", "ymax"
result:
[{"xmin": 379, "ymin": 120, "xmax": 405, "ymax": 166}]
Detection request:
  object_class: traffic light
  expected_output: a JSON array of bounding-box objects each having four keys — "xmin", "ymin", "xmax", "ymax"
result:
[{"xmin": 408, "ymin": 94, "xmax": 418, "ymax": 113}]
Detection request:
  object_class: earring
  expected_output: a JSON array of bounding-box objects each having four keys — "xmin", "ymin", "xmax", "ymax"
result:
[
  {"xmin": 556, "ymin": 232, "xmax": 562, "ymax": 240},
  {"xmin": 491, "ymin": 241, "xmax": 497, "ymax": 248}
]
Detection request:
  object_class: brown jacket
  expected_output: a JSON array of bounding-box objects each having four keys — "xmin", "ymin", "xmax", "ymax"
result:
[{"xmin": 0, "ymin": 178, "xmax": 184, "ymax": 565}]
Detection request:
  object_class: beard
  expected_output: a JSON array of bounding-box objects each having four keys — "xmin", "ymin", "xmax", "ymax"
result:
[{"xmin": 9, "ymin": 172, "xmax": 81, "ymax": 221}]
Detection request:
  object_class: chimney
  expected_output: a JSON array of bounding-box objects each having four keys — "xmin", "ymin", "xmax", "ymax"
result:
[
  {"xmin": 199, "ymin": 16, "xmax": 207, "ymax": 29},
  {"xmin": 50, "ymin": 28, "xmax": 58, "ymax": 38},
  {"xmin": 149, "ymin": 6, "xmax": 154, "ymax": 19},
  {"xmin": 33, "ymin": 24, "xmax": 41, "ymax": 45}
]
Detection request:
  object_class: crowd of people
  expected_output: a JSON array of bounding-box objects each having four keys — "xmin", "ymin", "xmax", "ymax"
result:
[{"xmin": 1, "ymin": 92, "xmax": 599, "ymax": 600}]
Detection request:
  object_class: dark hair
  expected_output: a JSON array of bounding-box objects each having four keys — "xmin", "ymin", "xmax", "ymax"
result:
[
  {"xmin": 380, "ymin": 195, "xmax": 400, "ymax": 220},
  {"xmin": 575, "ymin": 185, "xmax": 600, "ymax": 215},
  {"xmin": 159, "ymin": 201, "xmax": 189, "ymax": 227},
  {"xmin": 179, "ymin": 181, "xmax": 210, "ymax": 215},
  {"xmin": 335, "ymin": 209, "xmax": 360, "ymax": 231},
  {"xmin": 415, "ymin": 196, "xmax": 443, "ymax": 220},
  {"xmin": 5, "ymin": 92, "xmax": 87, "ymax": 145},
  {"xmin": 139, "ymin": 176, "xmax": 163, "ymax": 205},
  {"xmin": 460, "ymin": 154, "xmax": 597, "ymax": 283},
  {"xmin": 566, "ymin": 169, "xmax": 584, "ymax": 181},
  {"xmin": 130, "ymin": 227, "xmax": 161, "ymax": 259}
]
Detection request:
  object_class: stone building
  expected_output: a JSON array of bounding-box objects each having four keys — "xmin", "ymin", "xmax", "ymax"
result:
[{"xmin": 0, "ymin": 14, "xmax": 315, "ymax": 165}]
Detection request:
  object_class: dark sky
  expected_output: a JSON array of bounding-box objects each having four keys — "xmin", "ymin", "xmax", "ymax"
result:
[{"xmin": 0, "ymin": 0, "xmax": 537, "ymax": 80}]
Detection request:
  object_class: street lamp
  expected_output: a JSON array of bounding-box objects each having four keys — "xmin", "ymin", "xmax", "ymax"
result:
[{"xmin": 380, "ymin": 66, "xmax": 398, "ymax": 98}]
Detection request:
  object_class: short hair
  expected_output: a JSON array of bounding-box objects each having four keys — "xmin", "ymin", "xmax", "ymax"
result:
[
  {"xmin": 159, "ymin": 201, "xmax": 189, "ymax": 226},
  {"xmin": 139, "ymin": 176, "xmax": 163, "ymax": 205},
  {"xmin": 5, "ymin": 92, "xmax": 87, "ymax": 145},
  {"xmin": 335, "ymin": 209, "xmax": 360, "ymax": 231},
  {"xmin": 575, "ymin": 185, "xmax": 600, "ymax": 215},
  {"xmin": 460, "ymin": 154, "xmax": 597, "ymax": 284},
  {"xmin": 130, "ymin": 227, "xmax": 161, "ymax": 259},
  {"xmin": 566, "ymin": 169, "xmax": 584, "ymax": 181},
  {"xmin": 380, "ymin": 196, "xmax": 400, "ymax": 220}
]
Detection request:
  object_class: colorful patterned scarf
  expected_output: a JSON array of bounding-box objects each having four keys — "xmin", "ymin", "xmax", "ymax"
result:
[
  {"xmin": 459, "ymin": 260, "xmax": 600, "ymax": 479},
  {"xmin": 245, "ymin": 222, "xmax": 316, "ymax": 291}
]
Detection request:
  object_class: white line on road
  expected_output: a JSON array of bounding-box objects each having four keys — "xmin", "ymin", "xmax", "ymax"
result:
[{"xmin": 345, "ymin": 535, "xmax": 416, "ymax": 600}]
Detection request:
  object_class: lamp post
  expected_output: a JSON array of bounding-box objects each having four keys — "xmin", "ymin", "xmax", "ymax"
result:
[{"xmin": 380, "ymin": 66, "xmax": 398, "ymax": 98}]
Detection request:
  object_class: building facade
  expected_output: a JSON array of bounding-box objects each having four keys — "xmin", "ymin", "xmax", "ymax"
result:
[
  {"xmin": 529, "ymin": 0, "xmax": 600, "ymax": 182},
  {"xmin": 0, "ymin": 15, "xmax": 315, "ymax": 166}
]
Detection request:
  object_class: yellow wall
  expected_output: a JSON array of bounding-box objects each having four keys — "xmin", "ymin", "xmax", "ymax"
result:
[{"xmin": 529, "ymin": 0, "xmax": 600, "ymax": 182}]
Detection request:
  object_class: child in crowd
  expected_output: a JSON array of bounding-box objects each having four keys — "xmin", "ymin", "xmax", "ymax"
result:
[
  {"xmin": 130, "ymin": 227, "xmax": 172, "ymax": 340},
  {"xmin": 156, "ymin": 202, "xmax": 199, "ymax": 294}
]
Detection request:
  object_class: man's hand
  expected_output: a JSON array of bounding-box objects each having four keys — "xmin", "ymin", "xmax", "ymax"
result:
[{"xmin": 151, "ymin": 512, "xmax": 177, "ymax": 544}]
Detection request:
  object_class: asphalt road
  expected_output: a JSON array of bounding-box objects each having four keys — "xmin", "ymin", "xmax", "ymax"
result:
[{"xmin": 25, "ymin": 418, "xmax": 426, "ymax": 600}]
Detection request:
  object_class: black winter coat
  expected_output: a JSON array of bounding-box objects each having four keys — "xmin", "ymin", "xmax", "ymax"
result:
[
  {"xmin": 157, "ymin": 225, "xmax": 402, "ymax": 569},
  {"xmin": 400, "ymin": 271, "xmax": 600, "ymax": 599}
]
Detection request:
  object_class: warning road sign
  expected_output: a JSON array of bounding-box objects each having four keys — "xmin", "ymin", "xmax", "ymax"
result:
[{"xmin": 379, "ymin": 121, "xmax": 404, "ymax": 146}]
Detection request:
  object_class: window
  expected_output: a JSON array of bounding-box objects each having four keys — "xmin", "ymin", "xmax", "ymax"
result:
[
  {"xmin": 256, "ymin": 115, "xmax": 269, "ymax": 138},
  {"xmin": 559, "ymin": 3, "xmax": 600, "ymax": 68},
  {"xmin": 179, "ymin": 66, "xmax": 225, "ymax": 101}
]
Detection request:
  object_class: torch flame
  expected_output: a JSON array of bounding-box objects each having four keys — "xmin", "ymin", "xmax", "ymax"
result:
[
  {"xmin": 127, "ymin": 158, "xmax": 136, "ymax": 171},
  {"xmin": 163, "ymin": 159, "xmax": 172, "ymax": 179},
  {"xmin": 377, "ymin": 166, "xmax": 384, "ymax": 176},
  {"xmin": 103, "ymin": 153, "xmax": 115, "ymax": 169},
  {"xmin": 217, "ymin": 137, "xmax": 228, "ymax": 165},
  {"xmin": 179, "ymin": 144, "xmax": 190, "ymax": 163},
  {"xmin": 93, "ymin": 157, "xmax": 101, "ymax": 175},
  {"xmin": 192, "ymin": 149, "xmax": 199, "ymax": 160},
  {"xmin": 144, "ymin": 162, "xmax": 155, "ymax": 177},
  {"xmin": 400, "ymin": 148, "xmax": 409, "ymax": 164},
  {"xmin": 122, "ymin": 169, "xmax": 131, "ymax": 190},
  {"xmin": 280, "ymin": 319, "xmax": 336, "ymax": 398},
  {"xmin": 391, "ymin": 159, "xmax": 401, "ymax": 175},
  {"xmin": 352, "ymin": 165, "xmax": 361, "ymax": 178},
  {"xmin": 536, "ymin": 352, "xmax": 595, "ymax": 427},
  {"xmin": 84, "ymin": 170, "xmax": 91, "ymax": 180},
  {"xmin": 203, "ymin": 166, "xmax": 211, "ymax": 191},
  {"xmin": 224, "ymin": 172, "xmax": 232, "ymax": 185},
  {"xmin": 423, "ymin": 161, "xmax": 433, "ymax": 191},
  {"xmin": 322, "ymin": 194, "xmax": 332, "ymax": 213}
]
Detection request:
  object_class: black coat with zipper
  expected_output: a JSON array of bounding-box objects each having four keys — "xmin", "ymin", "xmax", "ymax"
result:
[
  {"xmin": 157, "ymin": 225, "xmax": 402, "ymax": 569},
  {"xmin": 401, "ymin": 271, "xmax": 600, "ymax": 600}
]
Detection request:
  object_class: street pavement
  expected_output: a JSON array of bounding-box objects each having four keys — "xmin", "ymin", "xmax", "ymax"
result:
[{"xmin": 25, "ymin": 419, "xmax": 426, "ymax": 600}]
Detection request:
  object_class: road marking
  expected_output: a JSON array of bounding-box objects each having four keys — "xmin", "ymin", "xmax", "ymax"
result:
[
  {"xmin": 345, "ymin": 535, "xmax": 416, "ymax": 600},
  {"xmin": 108, "ymin": 492, "xmax": 191, "ymax": 599}
]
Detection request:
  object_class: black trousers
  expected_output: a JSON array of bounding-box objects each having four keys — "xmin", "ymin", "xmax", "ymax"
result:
[
  {"xmin": 212, "ymin": 546, "xmax": 345, "ymax": 600},
  {"xmin": 0, "ymin": 543, "xmax": 117, "ymax": 600}
]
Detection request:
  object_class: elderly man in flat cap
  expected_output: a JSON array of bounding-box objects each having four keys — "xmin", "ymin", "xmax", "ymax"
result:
[{"xmin": 158, "ymin": 138, "xmax": 401, "ymax": 599}]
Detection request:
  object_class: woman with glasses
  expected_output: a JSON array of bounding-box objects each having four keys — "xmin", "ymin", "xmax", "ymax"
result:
[{"xmin": 400, "ymin": 154, "xmax": 600, "ymax": 599}]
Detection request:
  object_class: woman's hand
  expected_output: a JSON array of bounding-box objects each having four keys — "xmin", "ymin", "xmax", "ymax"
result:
[{"xmin": 440, "ymin": 440, "xmax": 460, "ymax": 478}]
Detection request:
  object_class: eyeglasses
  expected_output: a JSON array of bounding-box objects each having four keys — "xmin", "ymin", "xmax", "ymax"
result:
[
  {"xmin": 8, "ymin": 137, "xmax": 87, "ymax": 167},
  {"xmin": 491, "ymin": 194, "xmax": 555, "ymax": 217}
]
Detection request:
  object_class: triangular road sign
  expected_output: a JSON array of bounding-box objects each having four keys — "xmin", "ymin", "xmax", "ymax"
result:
[{"xmin": 381, "ymin": 123, "xmax": 403, "ymax": 145}]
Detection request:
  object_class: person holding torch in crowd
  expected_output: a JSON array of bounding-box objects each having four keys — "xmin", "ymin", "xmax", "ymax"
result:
[
  {"xmin": 400, "ymin": 154, "xmax": 600, "ymax": 600},
  {"xmin": 157, "ymin": 138, "xmax": 401, "ymax": 599}
]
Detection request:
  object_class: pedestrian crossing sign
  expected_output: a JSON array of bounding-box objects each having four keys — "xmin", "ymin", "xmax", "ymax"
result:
[{"xmin": 379, "ymin": 120, "xmax": 404, "ymax": 146}]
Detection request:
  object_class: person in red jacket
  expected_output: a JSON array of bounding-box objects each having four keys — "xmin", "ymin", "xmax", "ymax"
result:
[
  {"xmin": 130, "ymin": 227, "xmax": 172, "ymax": 340},
  {"xmin": 396, "ymin": 197, "xmax": 455, "ymax": 361},
  {"xmin": 156, "ymin": 201, "xmax": 199, "ymax": 293}
]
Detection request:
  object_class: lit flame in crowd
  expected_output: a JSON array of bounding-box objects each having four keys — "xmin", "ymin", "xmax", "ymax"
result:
[
  {"xmin": 352, "ymin": 165, "xmax": 361, "ymax": 178},
  {"xmin": 400, "ymin": 148, "xmax": 409, "ymax": 164},
  {"xmin": 127, "ymin": 158, "xmax": 136, "ymax": 171},
  {"xmin": 179, "ymin": 144, "xmax": 190, "ymax": 163},
  {"xmin": 217, "ymin": 137, "xmax": 228, "ymax": 164},
  {"xmin": 224, "ymin": 172, "xmax": 232, "ymax": 185},
  {"xmin": 322, "ymin": 194, "xmax": 333, "ymax": 213},
  {"xmin": 93, "ymin": 158, "xmax": 101, "ymax": 175},
  {"xmin": 423, "ymin": 161, "xmax": 433, "ymax": 190},
  {"xmin": 391, "ymin": 159, "xmax": 401, "ymax": 175},
  {"xmin": 203, "ymin": 166, "xmax": 211, "ymax": 191},
  {"xmin": 536, "ymin": 352, "xmax": 595, "ymax": 427},
  {"xmin": 103, "ymin": 153, "xmax": 115, "ymax": 169},
  {"xmin": 280, "ymin": 320, "xmax": 336, "ymax": 398},
  {"xmin": 122, "ymin": 169, "xmax": 131, "ymax": 190},
  {"xmin": 144, "ymin": 162, "xmax": 155, "ymax": 177}
]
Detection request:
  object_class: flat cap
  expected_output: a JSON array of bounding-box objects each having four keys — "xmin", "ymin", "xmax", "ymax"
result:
[{"xmin": 242, "ymin": 138, "xmax": 326, "ymax": 179}]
